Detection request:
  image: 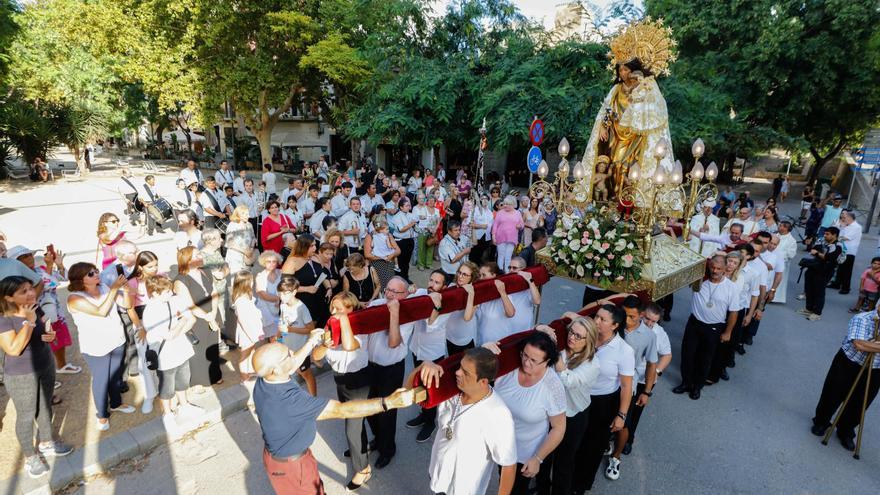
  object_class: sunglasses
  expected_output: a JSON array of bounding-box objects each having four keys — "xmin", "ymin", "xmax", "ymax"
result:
[
  {"xmin": 107, "ymin": 219, "xmax": 119, "ymax": 224},
  {"xmin": 86, "ymin": 269, "xmax": 99, "ymax": 277}
]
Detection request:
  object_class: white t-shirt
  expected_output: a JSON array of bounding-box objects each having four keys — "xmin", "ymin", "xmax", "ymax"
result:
[
  {"xmin": 279, "ymin": 299, "xmax": 313, "ymax": 353},
  {"xmin": 591, "ymin": 334, "xmax": 636, "ymax": 396},
  {"xmin": 494, "ymin": 369, "xmax": 566, "ymax": 464},
  {"xmin": 558, "ymin": 352, "xmax": 600, "ymax": 417},
  {"xmin": 366, "ymin": 290, "xmax": 427, "ymax": 365},
  {"xmin": 174, "ymin": 230, "xmax": 204, "ymax": 250},
  {"xmin": 507, "ymin": 290, "xmax": 536, "ymax": 334},
  {"xmin": 444, "ymin": 308, "xmax": 477, "ymax": 346},
  {"xmin": 324, "ymin": 335, "xmax": 369, "ymax": 374},
  {"xmin": 739, "ymin": 262, "xmax": 764, "ymax": 311},
  {"xmin": 143, "ymin": 296, "xmax": 194, "ymax": 370},
  {"xmin": 262, "ymin": 171, "xmax": 277, "ymax": 195},
  {"xmin": 690, "ymin": 278, "xmax": 739, "ymax": 324},
  {"xmin": 411, "ymin": 312, "xmax": 448, "ymax": 362},
  {"xmin": 69, "ymin": 286, "xmax": 126, "ymax": 357},
  {"xmin": 476, "ymin": 298, "xmax": 514, "ymax": 345},
  {"xmin": 429, "ymin": 390, "xmax": 517, "ymax": 495},
  {"xmin": 650, "ymin": 323, "xmax": 672, "ymax": 356}
]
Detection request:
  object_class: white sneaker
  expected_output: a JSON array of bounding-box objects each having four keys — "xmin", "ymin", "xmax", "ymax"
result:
[
  {"xmin": 110, "ymin": 404, "xmax": 136, "ymax": 414},
  {"xmin": 96, "ymin": 419, "xmax": 110, "ymax": 431},
  {"xmin": 807, "ymin": 313, "xmax": 822, "ymax": 321},
  {"xmin": 796, "ymin": 308, "xmax": 812, "ymax": 315},
  {"xmin": 161, "ymin": 413, "xmax": 179, "ymax": 433},
  {"xmin": 605, "ymin": 456, "xmax": 621, "ymax": 480},
  {"xmin": 141, "ymin": 398, "xmax": 154, "ymax": 415}
]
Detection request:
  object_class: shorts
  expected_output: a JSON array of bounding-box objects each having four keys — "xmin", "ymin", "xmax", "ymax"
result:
[
  {"xmin": 158, "ymin": 362, "xmax": 191, "ymax": 399},
  {"xmin": 860, "ymin": 289, "xmax": 879, "ymax": 304}
]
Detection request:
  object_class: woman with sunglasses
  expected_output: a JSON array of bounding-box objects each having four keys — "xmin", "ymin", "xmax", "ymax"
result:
[
  {"xmin": 485, "ymin": 332, "xmax": 566, "ymax": 494},
  {"xmin": 1, "ymin": 276, "xmax": 73, "ymax": 478},
  {"xmin": 534, "ymin": 315, "xmax": 600, "ymax": 495},
  {"xmin": 66, "ymin": 262, "xmax": 136, "ymax": 431},
  {"xmin": 95, "ymin": 213, "xmax": 125, "ymax": 270},
  {"xmin": 173, "ymin": 247, "xmax": 223, "ymax": 389},
  {"xmin": 282, "ymin": 234, "xmax": 332, "ymax": 328},
  {"xmin": 444, "ymin": 262, "xmax": 480, "ymax": 356}
]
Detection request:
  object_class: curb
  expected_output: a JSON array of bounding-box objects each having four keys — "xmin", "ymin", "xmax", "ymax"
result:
[{"xmin": 0, "ymin": 382, "xmax": 255, "ymax": 495}]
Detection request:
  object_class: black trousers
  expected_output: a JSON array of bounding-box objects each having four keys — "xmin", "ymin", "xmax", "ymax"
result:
[
  {"xmin": 446, "ymin": 339, "xmax": 474, "ymax": 357},
  {"xmin": 204, "ymin": 216, "xmax": 218, "ymax": 230},
  {"xmin": 626, "ymin": 382, "xmax": 647, "ymax": 444},
  {"xmin": 813, "ymin": 350, "xmax": 880, "ymax": 439},
  {"xmin": 536, "ymin": 407, "xmax": 590, "ymax": 495},
  {"xmin": 469, "ymin": 237, "xmax": 492, "ymax": 265},
  {"xmin": 680, "ymin": 315, "xmax": 723, "ymax": 390},
  {"xmin": 367, "ymin": 359, "xmax": 406, "ymax": 457},
  {"xmin": 397, "ymin": 238, "xmax": 415, "ymax": 281},
  {"xmin": 249, "ymin": 217, "xmax": 262, "ymax": 251},
  {"xmin": 335, "ymin": 369, "xmax": 372, "ymax": 473},
  {"xmin": 658, "ymin": 294, "xmax": 674, "ymax": 318},
  {"xmin": 115, "ymin": 309, "xmax": 139, "ymax": 379},
  {"xmin": 836, "ymin": 254, "xmax": 856, "ymax": 292},
  {"xmin": 412, "ymin": 354, "xmax": 444, "ymax": 426},
  {"xmin": 572, "ymin": 390, "xmax": 620, "ymax": 493},
  {"xmin": 711, "ymin": 309, "xmax": 744, "ymax": 379},
  {"xmin": 805, "ymin": 268, "xmax": 828, "ymax": 315}
]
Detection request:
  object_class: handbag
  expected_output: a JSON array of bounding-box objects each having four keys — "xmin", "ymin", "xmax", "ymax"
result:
[{"xmin": 145, "ymin": 303, "xmax": 171, "ymax": 371}]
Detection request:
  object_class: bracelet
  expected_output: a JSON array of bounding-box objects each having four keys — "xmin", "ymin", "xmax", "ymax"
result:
[
  {"xmin": 380, "ymin": 398, "xmax": 388, "ymax": 412},
  {"xmin": 641, "ymin": 390, "xmax": 653, "ymax": 397},
  {"xmin": 433, "ymin": 305, "xmax": 442, "ymax": 312},
  {"xmin": 533, "ymin": 455, "xmax": 543, "ymax": 464},
  {"xmin": 617, "ymin": 412, "xmax": 627, "ymax": 421}
]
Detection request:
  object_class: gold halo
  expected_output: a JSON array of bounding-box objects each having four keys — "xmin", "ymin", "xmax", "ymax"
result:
[{"xmin": 608, "ymin": 17, "xmax": 677, "ymax": 77}]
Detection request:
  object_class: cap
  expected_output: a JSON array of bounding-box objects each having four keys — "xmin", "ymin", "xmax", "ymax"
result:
[
  {"xmin": 833, "ymin": 193, "xmax": 843, "ymax": 200},
  {"xmin": 702, "ymin": 199, "xmax": 717, "ymax": 208},
  {"xmin": 7, "ymin": 245, "xmax": 41, "ymax": 260}
]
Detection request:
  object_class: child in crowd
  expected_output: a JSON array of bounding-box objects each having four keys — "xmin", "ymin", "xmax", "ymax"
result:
[
  {"xmin": 277, "ymin": 277, "xmax": 317, "ymax": 395},
  {"xmin": 849, "ymin": 257, "xmax": 880, "ymax": 313}
]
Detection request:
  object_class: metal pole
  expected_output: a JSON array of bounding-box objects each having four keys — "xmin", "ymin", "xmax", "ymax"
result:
[
  {"xmin": 846, "ymin": 163, "xmax": 858, "ymax": 208},
  {"xmin": 785, "ymin": 156, "xmax": 792, "ymax": 177},
  {"xmin": 865, "ymin": 179, "xmax": 880, "ymax": 233}
]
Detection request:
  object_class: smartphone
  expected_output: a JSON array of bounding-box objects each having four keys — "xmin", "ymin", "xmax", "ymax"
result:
[
  {"xmin": 116, "ymin": 264, "xmax": 125, "ymax": 277},
  {"xmin": 46, "ymin": 244, "xmax": 56, "ymax": 257}
]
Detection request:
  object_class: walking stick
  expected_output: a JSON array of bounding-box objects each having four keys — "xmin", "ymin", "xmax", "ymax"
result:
[{"xmin": 821, "ymin": 315, "xmax": 879, "ymax": 459}]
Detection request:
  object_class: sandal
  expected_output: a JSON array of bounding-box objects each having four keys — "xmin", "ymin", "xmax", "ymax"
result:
[
  {"xmin": 605, "ymin": 456, "xmax": 621, "ymax": 480},
  {"xmin": 52, "ymin": 394, "xmax": 62, "ymax": 406},
  {"xmin": 56, "ymin": 364, "xmax": 82, "ymax": 375}
]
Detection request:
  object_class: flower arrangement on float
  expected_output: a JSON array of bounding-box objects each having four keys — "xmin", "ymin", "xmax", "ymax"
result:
[{"xmin": 548, "ymin": 212, "xmax": 643, "ymax": 288}]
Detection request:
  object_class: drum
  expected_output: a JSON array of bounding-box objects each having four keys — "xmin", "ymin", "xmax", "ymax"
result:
[
  {"xmin": 147, "ymin": 198, "xmax": 173, "ymax": 223},
  {"xmin": 215, "ymin": 217, "xmax": 230, "ymax": 234}
]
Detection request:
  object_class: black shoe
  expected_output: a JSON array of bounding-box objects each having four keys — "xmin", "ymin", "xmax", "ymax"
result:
[
  {"xmin": 728, "ymin": 360, "xmax": 736, "ymax": 368},
  {"xmin": 622, "ymin": 443, "xmax": 632, "ymax": 456},
  {"xmin": 719, "ymin": 370, "xmax": 730, "ymax": 381},
  {"xmin": 689, "ymin": 389, "xmax": 701, "ymax": 400},
  {"xmin": 838, "ymin": 435, "xmax": 856, "ymax": 451},
  {"xmin": 736, "ymin": 345, "xmax": 746, "ymax": 355},
  {"xmin": 810, "ymin": 424, "xmax": 827, "ymax": 437},
  {"xmin": 743, "ymin": 335, "xmax": 754, "ymax": 346},
  {"xmin": 672, "ymin": 384, "xmax": 689, "ymax": 395},
  {"xmin": 839, "ymin": 290, "xmax": 850, "ymax": 295},
  {"xmin": 343, "ymin": 440, "xmax": 376, "ymax": 457},
  {"xmin": 406, "ymin": 414, "xmax": 426, "ymax": 429},
  {"xmin": 826, "ymin": 284, "xmax": 840, "ymax": 289},
  {"xmin": 375, "ymin": 454, "xmax": 393, "ymax": 469},
  {"xmin": 416, "ymin": 424, "xmax": 435, "ymax": 443},
  {"xmin": 345, "ymin": 471, "xmax": 372, "ymax": 491},
  {"xmin": 120, "ymin": 382, "xmax": 130, "ymax": 394}
]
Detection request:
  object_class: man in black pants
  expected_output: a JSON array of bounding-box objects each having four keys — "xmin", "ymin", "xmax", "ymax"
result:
[
  {"xmin": 811, "ymin": 306, "xmax": 880, "ymax": 450},
  {"xmin": 801, "ymin": 227, "xmax": 841, "ymax": 322},
  {"xmin": 673, "ymin": 255, "xmax": 739, "ymax": 400},
  {"xmin": 366, "ymin": 277, "xmax": 425, "ymax": 468}
]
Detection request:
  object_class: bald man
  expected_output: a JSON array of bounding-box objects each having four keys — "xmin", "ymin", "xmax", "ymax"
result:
[{"xmin": 252, "ymin": 342, "xmax": 417, "ymax": 494}]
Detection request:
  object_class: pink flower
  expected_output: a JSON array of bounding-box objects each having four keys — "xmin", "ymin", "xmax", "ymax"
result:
[
  {"xmin": 601, "ymin": 242, "xmax": 610, "ymax": 250},
  {"xmin": 586, "ymin": 253, "xmax": 594, "ymax": 259},
  {"xmin": 616, "ymin": 275, "xmax": 624, "ymax": 281},
  {"xmin": 593, "ymin": 271, "xmax": 601, "ymax": 277},
  {"xmin": 607, "ymin": 254, "xmax": 615, "ymax": 260}
]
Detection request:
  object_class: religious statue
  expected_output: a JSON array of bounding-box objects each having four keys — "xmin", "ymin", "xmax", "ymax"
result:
[
  {"xmin": 582, "ymin": 18, "xmax": 677, "ymax": 202},
  {"xmin": 592, "ymin": 156, "xmax": 611, "ymax": 201}
]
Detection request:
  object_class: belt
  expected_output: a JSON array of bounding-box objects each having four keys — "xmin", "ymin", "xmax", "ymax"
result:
[{"xmin": 267, "ymin": 448, "xmax": 308, "ymax": 463}]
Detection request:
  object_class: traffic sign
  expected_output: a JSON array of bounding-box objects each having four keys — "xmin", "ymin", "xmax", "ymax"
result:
[
  {"xmin": 529, "ymin": 119, "xmax": 545, "ymax": 146},
  {"xmin": 527, "ymin": 146, "xmax": 543, "ymax": 173}
]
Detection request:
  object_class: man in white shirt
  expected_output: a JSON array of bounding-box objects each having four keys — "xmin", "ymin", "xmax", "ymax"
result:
[
  {"xmin": 118, "ymin": 169, "xmax": 142, "ymax": 222},
  {"xmin": 366, "ymin": 277, "xmax": 426, "ymax": 468},
  {"xmin": 237, "ymin": 179, "xmax": 261, "ymax": 246},
  {"xmin": 722, "ymin": 207, "xmax": 757, "ymax": 237},
  {"xmin": 672, "ymin": 255, "xmax": 739, "ymax": 400},
  {"xmin": 214, "ymin": 160, "xmax": 234, "ymax": 188},
  {"xmin": 232, "ymin": 169, "xmax": 248, "ymax": 195},
  {"xmin": 331, "ymin": 182, "xmax": 353, "ymax": 217},
  {"xmin": 692, "ymin": 223, "xmax": 747, "ymax": 253},
  {"xmin": 299, "ymin": 185, "xmax": 319, "ymax": 222},
  {"xmin": 261, "ymin": 164, "xmax": 277, "ymax": 196},
  {"xmin": 734, "ymin": 244, "xmax": 763, "ymax": 358},
  {"xmin": 280, "ymin": 178, "xmax": 304, "ymax": 206},
  {"xmin": 178, "ymin": 160, "xmax": 203, "ymax": 187},
  {"xmin": 438, "ymin": 220, "xmax": 471, "ymax": 281},
  {"xmin": 360, "ymin": 183, "xmax": 382, "ymax": 214},
  {"xmin": 830, "ymin": 210, "xmax": 861, "ymax": 294},
  {"xmin": 404, "ymin": 271, "xmax": 450, "ymax": 442},
  {"xmin": 410, "ymin": 347, "xmax": 517, "ymax": 495},
  {"xmin": 339, "ymin": 197, "xmax": 367, "ymax": 250},
  {"xmin": 199, "ymin": 177, "xmax": 228, "ymax": 230},
  {"xmin": 309, "ymin": 198, "xmax": 331, "ymax": 237},
  {"xmin": 687, "ymin": 200, "xmax": 720, "ymax": 257},
  {"xmin": 773, "ymin": 221, "xmax": 798, "ymax": 303},
  {"xmin": 141, "ymin": 174, "xmax": 166, "ymax": 236}
]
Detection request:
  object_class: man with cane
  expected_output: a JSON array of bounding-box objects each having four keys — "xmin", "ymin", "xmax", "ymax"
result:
[{"xmin": 811, "ymin": 303, "xmax": 880, "ymax": 452}]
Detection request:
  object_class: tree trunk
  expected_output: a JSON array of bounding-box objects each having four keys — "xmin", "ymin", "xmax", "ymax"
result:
[
  {"xmin": 255, "ymin": 126, "xmax": 274, "ymax": 168},
  {"xmin": 70, "ymin": 144, "xmax": 85, "ymax": 174},
  {"xmin": 805, "ymin": 136, "xmax": 848, "ymax": 186},
  {"xmin": 350, "ymin": 139, "xmax": 358, "ymax": 165}
]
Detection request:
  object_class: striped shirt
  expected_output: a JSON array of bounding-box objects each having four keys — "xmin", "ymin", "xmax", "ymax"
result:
[{"xmin": 841, "ymin": 311, "xmax": 880, "ymax": 369}]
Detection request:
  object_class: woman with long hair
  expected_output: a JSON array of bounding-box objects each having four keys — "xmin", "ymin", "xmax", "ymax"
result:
[
  {"xmin": 364, "ymin": 216, "xmax": 400, "ymax": 290},
  {"xmin": 341, "ymin": 253, "xmax": 380, "ymax": 308},
  {"xmin": 757, "ymin": 206, "xmax": 780, "ymax": 234},
  {"xmin": 443, "ymin": 261, "xmax": 480, "ymax": 356},
  {"xmin": 66, "ymin": 262, "xmax": 136, "ymax": 431},
  {"xmin": 523, "ymin": 197, "xmax": 544, "ymax": 247},
  {"xmin": 312, "ymin": 292, "xmax": 374, "ymax": 490},
  {"xmin": 173, "ymin": 247, "xmax": 223, "ymax": 388},
  {"xmin": 282, "ymin": 234, "xmax": 332, "ymax": 328},
  {"xmin": 231, "ymin": 270, "xmax": 266, "ymax": 381},
  {"xmin": 313, "ymin": 242, "xmax": 341, "ymax": 295},
  {"xmin": 468, "ymin": 195, "xmax": 494, "ymax": 264},
  {"xmin": 1, "ymin": 277, "xmax": 73, "ymax": 478},
  {"xmin": 413, "ymin": 192, "xmax": 440, "ymax": 270},
  {"xmin": 324, "ymin": 228, "xmax": 351, "ymax": 275},
  {"xmin": 96, "ymin": 213, "xmax": 125, "ymax": 270},
  {"xmin": 535, "ymin": 315, "xmax": 601, "ymax": 495},
  {"xmin": 130, "ymin": 250, "xmax": 161, "ymax": 413}
]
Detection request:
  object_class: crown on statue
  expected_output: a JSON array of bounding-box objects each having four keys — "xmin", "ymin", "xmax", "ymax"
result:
[{"xmin": 608, "ymin": 17, "xmax": 677, "ymax": 76}]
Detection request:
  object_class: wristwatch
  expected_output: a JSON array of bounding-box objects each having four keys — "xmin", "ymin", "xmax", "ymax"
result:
[
  {"xmin": 616, "ymin": 412, "xmax": 627, "ymax": 421},
  {"xmin": 433, "ymin": 304, "xmax": 442, "ymax": 312},
  {"xmin": 641, "ymin": 390, "xmax": 653, "ymax": 397}
]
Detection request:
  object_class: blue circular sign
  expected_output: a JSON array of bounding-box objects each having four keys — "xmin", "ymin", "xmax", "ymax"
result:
[{"xmin": 527, "ymin": 146, "xmax": 543, "ymax": 173}]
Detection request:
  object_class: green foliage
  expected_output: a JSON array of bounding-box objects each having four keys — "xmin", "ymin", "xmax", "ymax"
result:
[
  {"xmin": 0, "ymin": 0, "xmax": 19, "ymax": 82},
  {"xmin": 0, "ymin": 96, "xmax": 60, "ymax": 163}
]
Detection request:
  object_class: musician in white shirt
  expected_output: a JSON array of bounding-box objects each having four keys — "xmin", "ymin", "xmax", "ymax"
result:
[
  {"xmin": 772, "ymin": 221, "xmax": 798, "ymax": 303},
  {"xmin": 178, "ymin": 160, "xmax": 203, "ymax": 186},
  {"xmin": 687, "ymin": 200, "xmax": 720, "ymax": 257},
  {"xmin": 280, "ymin": 178, "xmax": 304, "ymax": 206},
  {"xmin": 141, "ymin": 174, "xmax": 165, "ymax": 236},
  {"xmin": 299, "ymin": 186, "xmax": 319, "ymax": 222},
  {"xmin": 331, "ymin": 182, "xmax": 353, "ymax": 217},
  {"xmin": 360, "ymin": 183, "xmax": 383, "ymax": 213},
  {"xmin": 214, "ymin": 160, "xmax": 235, "ymax": 188},
  {"xmin": 232, "ymin": 169, "xmax": 248, "ymax": 195},
  {"xmin": 310, "ymin": 198, "xmax": 332, "ymax": 237},
  {"xmin": 339, "ymin": 197, "xmax": 367, "ymax": 250},
  {"xmin": 199, "ymin": 177, "xmax": 228, "ymax": 230},
  {"xmin": 261, "ymin": 164, "xmax": 277, "ymax": 195}
]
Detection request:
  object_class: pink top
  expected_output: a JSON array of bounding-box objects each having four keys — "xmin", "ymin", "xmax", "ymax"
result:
[
  {"xmin": 491, "ymin": 208, "xmax": 524, "ymax": 244},
  {"xmin": 100, "ymin": 232, "xmax": 126, "ymax": 270},
  {"xmin": 861, "ymin": 269, "xmax": 880, "ymax": 293}
]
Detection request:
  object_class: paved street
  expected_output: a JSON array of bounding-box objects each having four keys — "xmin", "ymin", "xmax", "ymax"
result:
[{"xmin": 2, "ymin": 160, "xmax": 879, "ymax": 494}]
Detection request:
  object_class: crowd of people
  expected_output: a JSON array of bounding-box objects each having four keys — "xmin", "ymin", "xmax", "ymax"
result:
[{"xmin": 1, "ymin": 157, "xmax": 878, "ymax": 494}]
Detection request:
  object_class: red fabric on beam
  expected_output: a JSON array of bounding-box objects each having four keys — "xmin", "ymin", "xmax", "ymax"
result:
[
  {"xmin": 326, "ymin": 265, "xmax": 551, "ymax": 346},
  {"xmin": 414, "ymin": 293, "xmax": 631, "ymax": 409}
]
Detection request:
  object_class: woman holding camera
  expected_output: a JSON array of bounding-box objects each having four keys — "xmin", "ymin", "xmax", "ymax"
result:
[{"xmin": 173, "ymin": 246, "xmax": 223, "ymax": 388}]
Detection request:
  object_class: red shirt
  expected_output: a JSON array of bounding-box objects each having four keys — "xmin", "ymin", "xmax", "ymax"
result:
[{"xmin": 261, "ymin": 215, "xmax": 293, "ymax": 254}]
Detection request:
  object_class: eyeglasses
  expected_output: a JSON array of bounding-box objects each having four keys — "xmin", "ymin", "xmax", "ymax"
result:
[
  {"xmin": 107, "ymin": 219, "xmax": 119, "ymax": 224},
  {"xmin": 520, "ymin": 350, "xmax": 548, "ymax": 366},
  {"xmin": 384, "ymin": 288, "xmax": 406, "ymax": 295},
  {"xmin": 86, "ymin": 270, "xmax": 99, "ymax": 277},
  {"xmin": 567, "ymin": 328, "xmax": 588, "ymax": 341}
]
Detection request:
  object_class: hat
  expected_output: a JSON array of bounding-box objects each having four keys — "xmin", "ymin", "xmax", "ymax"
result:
[
  {"xmin": 702, "ymin": 199, "xmax": 717, "ymax": 209},
  {"xmin": 7, "ymin": 245, "xmax": 40, "ymax": 260},
  {"xmin": 833, "ymin": 193, "xmax": 843, "ymax": 200},
  {"xmin": 186, "ymin": 179, "xmax": 199, "ymax": 188}
]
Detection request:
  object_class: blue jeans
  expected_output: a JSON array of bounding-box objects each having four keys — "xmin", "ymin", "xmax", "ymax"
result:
[{"xmin": 83, "ymin": 344, "xmax": 126, "ymax": 419}]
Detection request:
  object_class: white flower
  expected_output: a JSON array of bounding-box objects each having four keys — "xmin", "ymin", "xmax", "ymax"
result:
[
  {"xmin": 627, "ymin": 243, "xmax": 634, "ymax": 249},
  {"xmin": 587, "ymin": 219, "xmax": 600, "ymax": 230},
  {"xmin": 592, "ymin": 240, "xmax": 601, "ymax": 249},
  {"xmin": 559, "ymin": 251, "xmax": 568, "ymax": 261},
  {"xmin": 568, "ymin": 239, "xmax": 581, "ymax": 250},
  {"xmin": 602, "ymin": 270, "xmax": 611, "ymax": 276},
  {"xmin": 554, "ymin": 229, "xmax": 566, "ymax": 237},
  {"xmin": 576, "ymin": 265, "xmax": 585, "ymax": 277},
  {"xmin": 580, "ymin": 245, "xmax": 590, "ymax": 253},
  {"xmin": 604, "ymin": 230, "xmax": 616, "ymax": 239}
]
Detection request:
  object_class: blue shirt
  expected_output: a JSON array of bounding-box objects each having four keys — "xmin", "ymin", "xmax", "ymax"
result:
[
  {"xmin": 821, "ymin": 205, "xmax": 842, "ymax": 229},
  {"xmin": 841, "ymin": 312, "xmax": 880, "ymax": 369},
  {"xmin": 253, "ymin": 378, "xmax": 330, "ymax": 457}
]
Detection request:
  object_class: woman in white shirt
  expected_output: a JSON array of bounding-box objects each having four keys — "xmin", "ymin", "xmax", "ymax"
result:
[
  {"xmin": 283, "ymin": 196, "xmax": 304, "ymax": 232},
  {"xmin": 475, "ymin": 263, "xmax": 516, "ymax": 344},
  {"xmin": 469, "ymin": 195, "xmax": 494, "ymax": 264},
  {"xmin": 390, "ymin": 199, "xmax": 418, "ymax": 283},
  {"xmin": 488, "ymin": 332, "xmax": 567, "ymax": 495},
  {"xmin": 535, "ymin": 315, "xmax": 600, "ymax": 495},
  {"xmin": 225, "ymin": 205, "xmax": 257, "ymax": 274},
  {"xmin": 231, "ymin": 270, "xmax": 266, "ymax": 381},
  {"xmin": 255, "ymin": 251, "xmax": 283, "ymax": 336},
  {"xmin": 312, "ymin": 292, "xmax": 373, "ymax": 490},
  {"xmin": 444, "ymin": 261, "xmax": 479, "ymax": 355}
]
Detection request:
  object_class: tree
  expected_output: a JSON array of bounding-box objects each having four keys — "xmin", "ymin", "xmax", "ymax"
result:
[
  {"xmin": 647, "ymin": 0, "xmax": 880, "ymax": 184},
  {"xmin": 0, "ymin": 0, "xmax": 18, "ymax": 83}
]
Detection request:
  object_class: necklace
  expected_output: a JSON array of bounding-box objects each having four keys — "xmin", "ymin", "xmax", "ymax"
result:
[
  {"xmin": 444, "ymin": 390, "xmax": 492, "ymax": 440},
  {"xmin": 705, "ymin": 280, "xmax": 721, "ymax": 308}
]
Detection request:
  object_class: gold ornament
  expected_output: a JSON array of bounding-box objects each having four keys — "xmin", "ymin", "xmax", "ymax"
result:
[{"xmin": 608, "ymin": 17, "xmax": 677, "ymax": 76}]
